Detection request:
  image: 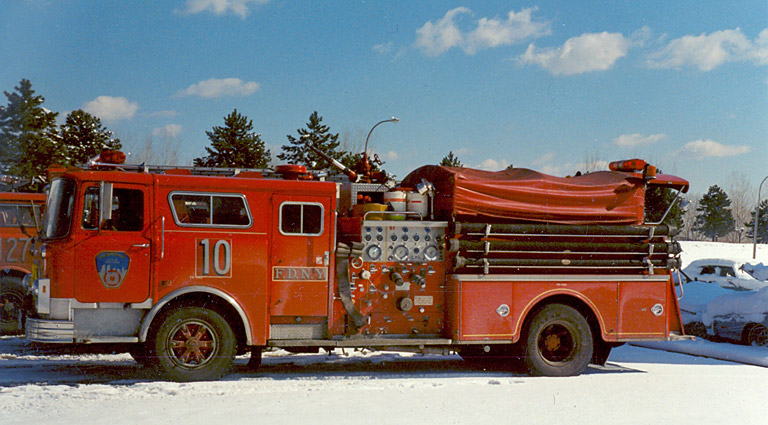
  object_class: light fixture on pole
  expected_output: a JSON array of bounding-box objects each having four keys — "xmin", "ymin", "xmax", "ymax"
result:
[
  {"xmin": 753, "ymin": 175, "xmax": 768, "ymax": 259},
  {"xmin": 362, "ymin": 117, "xmax": 399, "ymax": 180}
]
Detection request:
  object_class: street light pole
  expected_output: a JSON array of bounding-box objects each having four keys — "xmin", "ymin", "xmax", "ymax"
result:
[
  {"xmin": 362, "ymin": 117, "xmax": 399, "ymax": 179},
  {"xmin": 754, "ymin": 175, "xmax": 768, "ymax": 259}
]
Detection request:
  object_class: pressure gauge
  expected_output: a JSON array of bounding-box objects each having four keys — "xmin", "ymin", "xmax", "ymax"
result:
[
  {"xmin": 366, "ymin": 245, "xmax": 382, "ymax": 261},
  {"xmin": 393, "ymin": 245, "xmax": 409, "ymax": 261},
  {"xmin": 424, "ymin": 245, "xmax": 439, "ymax": 261}
]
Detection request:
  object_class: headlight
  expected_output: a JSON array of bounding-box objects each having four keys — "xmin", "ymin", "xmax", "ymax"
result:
[{"xmin": 22, "ymin": 274, "xmax": 31, "ymax": 291}]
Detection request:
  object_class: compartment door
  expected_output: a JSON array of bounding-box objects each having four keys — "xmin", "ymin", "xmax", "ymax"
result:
[{"xmin": 270, "ymin": 195, "xmax": 333, "ymax": 317}]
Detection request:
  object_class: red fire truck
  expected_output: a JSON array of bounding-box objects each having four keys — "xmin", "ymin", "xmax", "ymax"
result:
[
  {"xmin": 0, "ymin": 191, "xmax": 45, "ymax": 334},
  {"xmin": 25, "ymin": 152, "xmax": 689, "ymax": 381}
]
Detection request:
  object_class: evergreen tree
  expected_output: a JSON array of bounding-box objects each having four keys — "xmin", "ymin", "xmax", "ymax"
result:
[
  {"xmin": 193, "ymin": 109, "xmax": 271, "ymax": 168},
  {"xmin": 645, "ymin": 186, "xmax": 684, "ymax": 229},
  {"xmin": 693, "ymin": 185, "xmax": 736, "ymax": 241},
  {"xmin": 440, "ymin": 151, "xmax": 463, "ymax": 167},
  {"xmin": 60, "ymin": 109, "xmax": 122, "ymax": 165},
  {"xmin": 0, "ymin": 79, "xmax": 61, "ymax": 189},
  {"xmin": 278, "ymin": 111, "xmax": 343, "ymax": 170},
  {"xmin": 745, "ymin": 200, "xmax": 768, "ymax": 244}
]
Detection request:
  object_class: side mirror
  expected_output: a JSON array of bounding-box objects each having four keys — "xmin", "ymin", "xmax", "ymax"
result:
[{"xmin": 99, "ymin": 181, "xmax": 113, "ymax": 229}]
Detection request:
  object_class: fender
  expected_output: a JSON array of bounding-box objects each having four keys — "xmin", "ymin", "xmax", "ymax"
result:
[
  {"xmin": 512, "ymin": 288, "xmax": 608, "ymax": 343},
  {"xmin": 138, "ymin": 285, "xmax": 253, "ymax": 344},
  {"xmin": 0, "ymin": 265, "xmax": 32, "ymax": 276}
]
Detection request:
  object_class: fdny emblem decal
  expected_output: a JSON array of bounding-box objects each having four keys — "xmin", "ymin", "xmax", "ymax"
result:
[
  {"xmin": 273, "ymin": 267, "xmax": 327, "ymax": 281},
  {"xmin": 96, "ymin": 252, "xmax": 130, "ymax": 289}
]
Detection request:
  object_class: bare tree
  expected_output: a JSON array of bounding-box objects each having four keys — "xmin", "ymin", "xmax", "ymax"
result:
[
  {"xmin": 581, "ymin": 150, "xmax": 605, "ymax": 173},
  {"xmin": 681, "ymin": 195, "xmax": 701, "ymax": 241},
  {"xmin": 124, "ymin": 134, "xmax": 185, "ymax": 166},
  {"xmin": 725, "ymin": 171, "xmax": 754, "ymax": 243}
]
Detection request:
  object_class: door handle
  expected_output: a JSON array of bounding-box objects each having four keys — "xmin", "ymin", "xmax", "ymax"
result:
[{"xmin": 132, "ymin": 243, "xmax": 150, "ymax": 248}]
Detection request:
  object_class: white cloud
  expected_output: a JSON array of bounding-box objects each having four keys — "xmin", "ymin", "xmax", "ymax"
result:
[
  {"xmin": 176, "ymin": 0, "xmax": 268, "ymax": 19},
  {"xmin": 518, "ymin": 32, "xmax": 631, "ymax": 75},
  {"xmin": 148, "ymin": 110, "xmax": 177, "ymax": 118},
  {"xmin": 82, "ymin": 96, "xmax": 138, "ymax": 121},
  {"xmin": 613, "ymin": 133, "xmax": 666, "ymax": 148},
  {"xmin": 380, "ymin": 151, "xmax": 399, "ymax": 161},
  {"xmin": 177, "ymin": 78, "xmax": 260, "ymax": 98},
  {"xmin": 415, "ymin": 7, "xmax": 549, "ymax": 56},
  {"xmin": 677, "ymin": 139, "xmax": 751, "ymax": 159},
  {"xmin": 373, "ymin": 42, "xmax": 394, "ymax": 54},
  {"xmin": 532, "ymin": 152, "xmax": 555, "ymax": 166},
  {"xmin": 476, "ymin": 158, "xmax": 512, "ymax": 171},
  {"xmin": 152, "ymin": 124, "xmax": 182, "ymax": 139},
  {"xmin": 647, "ymin": 28, "xmax": 768, "ymax": 71}
]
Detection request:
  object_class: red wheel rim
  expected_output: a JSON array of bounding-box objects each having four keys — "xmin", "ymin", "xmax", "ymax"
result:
[{"xmin": 166, "ymin": 320, "xmax": 218, "ymax": 368}]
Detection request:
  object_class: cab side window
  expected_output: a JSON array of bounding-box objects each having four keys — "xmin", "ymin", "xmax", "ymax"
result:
[
  {"xmin": 170, "ymin": 192, "xmax": 251, "ymax": 227},
  {"xmin": 280, "ymin": 202, "xmax": 323, "ymax": 235},
  {"xmin": 82, "ymin": 187, "xmax": 144, "ymax": 231}
]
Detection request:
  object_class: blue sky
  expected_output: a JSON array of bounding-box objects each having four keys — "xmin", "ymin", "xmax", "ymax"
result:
[{"xmin": 2, "ymin": 0, "xmax": 767, "ymax": 195}]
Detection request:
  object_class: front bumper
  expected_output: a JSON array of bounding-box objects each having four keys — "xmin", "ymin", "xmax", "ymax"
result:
[{"xmin": 25, "ymin": 317, "xmax": 75, "ymax": 343}]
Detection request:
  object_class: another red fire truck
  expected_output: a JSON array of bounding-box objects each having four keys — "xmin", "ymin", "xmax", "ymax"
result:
[
  {"xmin": 0, "ymin": 191, "xmax": 45, "ymax": 334},
  {"xmin": 25, "ymin": 152, "xmax": 689, "ymax": 381}
]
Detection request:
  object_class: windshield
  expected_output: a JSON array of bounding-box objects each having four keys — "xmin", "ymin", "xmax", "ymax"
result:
[{"xmin": 42, "ymin": 178, "xmax": 76, "ymax": 239}]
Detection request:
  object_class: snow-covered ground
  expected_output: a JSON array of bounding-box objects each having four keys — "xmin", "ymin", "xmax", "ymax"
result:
[{"xmin": 1, "ymin": 241, "xmax": 767, "ymax": 425}]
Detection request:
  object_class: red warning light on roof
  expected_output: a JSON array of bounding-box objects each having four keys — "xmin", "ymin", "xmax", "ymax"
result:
[
  {"xmin": 609, "ymin": 159, "xmax": 647, "ymax": 172},
  {"xmin": 98, "ymin": 151, "xmax": 126, "ymax": 165}
]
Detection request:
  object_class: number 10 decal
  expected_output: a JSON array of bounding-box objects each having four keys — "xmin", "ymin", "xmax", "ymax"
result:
[{"xmin": 198, "ymin": 239, "xmax": 232, "ymax": 276}]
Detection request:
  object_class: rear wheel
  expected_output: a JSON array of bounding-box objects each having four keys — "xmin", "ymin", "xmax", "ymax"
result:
[
  {"xmin": 150, "ymin": 307, "xmax": 236, "ymax": 381},
  {"xmin": 742, "ymin": 324, "xmax": 768, "ymax": 347},
  {"xmin": 0, "ymin": 276, "xmax": 25, "ymax": 335},
  {"xmin": 524, "ymin": 304, "xmax": 593, "ymax": 377}
]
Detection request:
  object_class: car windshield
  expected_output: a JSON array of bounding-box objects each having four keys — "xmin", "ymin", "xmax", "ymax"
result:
[{"xmin": 41, "ymin": 178, "xmax": 76, "ymax": 239}]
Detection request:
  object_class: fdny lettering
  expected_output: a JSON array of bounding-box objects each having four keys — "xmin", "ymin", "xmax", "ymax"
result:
[{"xmin": 273, "ymin": 267, "xmax": 327, "ymax": 281}]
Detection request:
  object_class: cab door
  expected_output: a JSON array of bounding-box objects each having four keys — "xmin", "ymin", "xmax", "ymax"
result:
[
  {"xmin": 270, "ymin": 195, "xmax": 333, "ymax": 317},
  {"xmin": 74, "ymin": 183, "xmax": 151, "ymax": 303}
]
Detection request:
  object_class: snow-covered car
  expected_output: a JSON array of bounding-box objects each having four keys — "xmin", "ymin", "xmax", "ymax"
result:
[
  {"xmin": 677, "ymin": 278, "xmax": 742, "ymax": 336},
  {"xmin": 702, "ymin": 286, "xmax": 768, "ymax": 346},
  {"xmin": 682, "ymin": 258, "xmax": 768, "ymax": 291}
]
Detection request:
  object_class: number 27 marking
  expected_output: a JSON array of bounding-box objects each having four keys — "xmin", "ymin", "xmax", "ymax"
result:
[{"xmin": 199, "ymin": 239, "xmax": 231, "ymax": 276}]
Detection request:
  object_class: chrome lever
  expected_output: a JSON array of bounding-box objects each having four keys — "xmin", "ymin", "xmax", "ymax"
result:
[{"xmin": 132, "ymin": 243, "xmax": 150, "ymax": 248}]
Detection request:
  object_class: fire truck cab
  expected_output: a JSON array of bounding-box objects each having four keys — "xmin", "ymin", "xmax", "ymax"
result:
[
  {"xmin": 26, "ymin": 154, "xmax": 689, "ymax": 381},
  {"xmin": 0, "ymin": 192, "xmax": 45, "ymax": 334}
]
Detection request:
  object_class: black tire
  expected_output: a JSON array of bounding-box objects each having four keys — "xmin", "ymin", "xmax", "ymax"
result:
[
  {"xmin": 0, "ymin": 276, "xmax": 25, "ymax": 335},
  {"xmin": 524, "ymin": 304, "xmax": 593, "ymax": 377},
  {"xmin": 684, "ymin": 322, "xmax": 708, "ymax": 339},
  {"xmin": 150, "ymin": 307, "xmax": 236, "ymax": 381},
  {"xmin": 742, "ymin": 324, "xmax": 768, "ymax": 347}
]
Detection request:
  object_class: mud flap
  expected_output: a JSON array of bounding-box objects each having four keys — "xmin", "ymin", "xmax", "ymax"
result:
[{"xmin": 336, "ymin": 243, "xmax": 367, "ymax": 329}]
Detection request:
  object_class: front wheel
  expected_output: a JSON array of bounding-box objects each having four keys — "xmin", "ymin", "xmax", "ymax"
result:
[
  {"xmin": 0, "ymin": 276, "xmax": 25, "ymax": 335},
  {"xmin": 524, "ymin": 304, "xmax": 593, "ymax": 377},
  {"xmin": 150, "ymin": 307, "xmax": 236, "ymax": 381}
]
